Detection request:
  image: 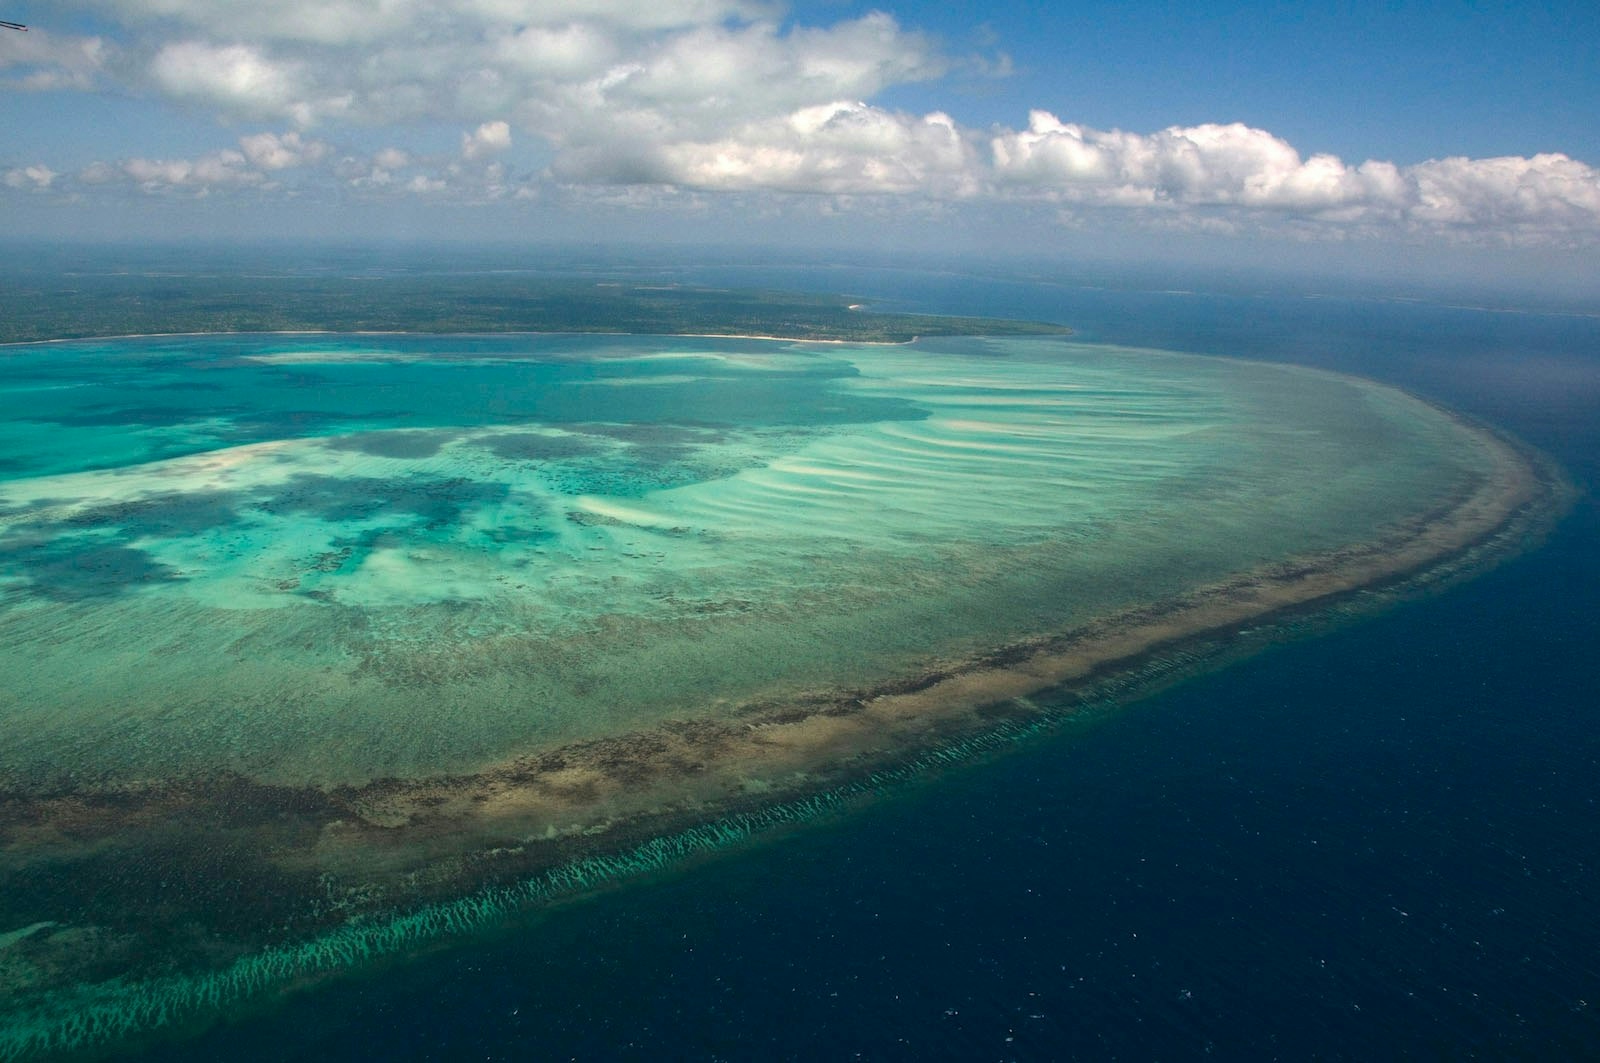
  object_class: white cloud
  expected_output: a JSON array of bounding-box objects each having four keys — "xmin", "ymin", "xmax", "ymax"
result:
[
  {"xmin": 149, "ymin": 40, "xmax": 295, "ymax": 112},
  {"xmin": 373, "ymin": 147, "xmax": 411, "ymax": 171},
  {"xmin": 3, "ymin": 165, "xmax": 58, "ymax": 190},
  {"xmin": 65, "ymin": 131, "xmax": 333, "ymax": 194},
  {"xmin": 591, "ymin": 101, "xmax": 979, "ymax": 197},
  {"xmin": 521, "ymin": 12, "xmax": 941, "ymax": 151},
  {"xmin": 0, "ymin": 28, "xmax": 109, "ymax": 91},
  {"xmin": 147, "ymin": 40, "xmax": 348, "ymax": 125},
  {"xmin": 990, "ymin": 113, "xmax": 1407, "ymax": 214},
  {"xmin": 491, "ymin": 22, "xmax": 617, "ymax": 79},
  {"xmin": 1409, "ymin": 153, "xmax": 1600, "ymax": 233},
  {"xmin": 93, "ymin": 3, "xmax": 939, "ymax": 154},
  {"xmin": 461, "ymin": 120, "xmax": 511, "ymax": 160},
  {"xmin": 622, "ymin": 13, "xmax": 935, "ymax": 114},
  {"xmin": 239, "ymin": 131, "xmax": 331, "ymax": 170},
  {"xmin": 79, "ymin": 1, "xmax": 937, "ymax": 143},
  {"xmin": 8, "ymin": 4, "xmax": 1600, "ymax": 247},
  {"xmin": 120, "ymin": 149, "xmax": 266, "ymax": 191},
  {"xmin": 990, "ymin": 111, "xmax": 1600, "ymax": 241}
]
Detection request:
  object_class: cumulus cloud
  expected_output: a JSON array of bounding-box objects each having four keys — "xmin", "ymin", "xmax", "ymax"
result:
[
  {"xmin": 3, "ymin": 165, "xmax": 58, "ymax": 190},
  {"xmin": 67, "ymin": 132, "xmax": 501, "ymax": 200},
  {"xmin": 563, "ymin": 101, "xmax": 979, "ymax": 197},
  {"xmin": 334, "ymin": 152, "xmax": 397, "ymax": 188},
  {"xmin": 1409, "ymin": 153, "xmax": 1600, "ymax": 233},
  {"xmin": 96, "ymin": 0, "xmax": 939, "ymax": 144},
  {"xmin": 65, "ymin": 131, "xmax": 332, "ymax": 194},
  {"xmin": 148, "ymin": 40, "xmax": 349, "ymax": 125},
  {"xmin": 515, "ymin": 12, "xmax": 941, "ymax": 155},
  {"xmin": 991, "ymin": 113, "xmax": 1407, "ymax": 213},
  {"xmin": 990, "ymin": 111, "xmax": 1600, "ymax": 241},
  {"xmin": 461, "ymin": 120, "xmax": 511, "ymax": 160},
  {"xmin": 239, "ymin": 131, "xmax": 331, "ymax": 170},
  {"xmin": 119, "ymin": 149, "xmax": 267, "ymax": 191},
  {"xmin": 557, "ymin": 103, "xmax": 1600, "ymax": 243},
  {"xmin": 373, "ymin": 147, "xmax": 411, "ymax": 171},
  {"xmin": 7, "ymin": 3, "xmax": 1600, "ymax": 246},
  {"xmin": 491, "ymin": 22, "xmax": 617, "ymax": 80},
  {"xmin": 615, "ymin": 13, "xmax": 934, "ymax": 118}
]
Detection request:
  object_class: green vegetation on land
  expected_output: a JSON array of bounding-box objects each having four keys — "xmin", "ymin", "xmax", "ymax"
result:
[{"xmin": 1, "ymin": 270, "xmax": 1068, "ymax": 345}]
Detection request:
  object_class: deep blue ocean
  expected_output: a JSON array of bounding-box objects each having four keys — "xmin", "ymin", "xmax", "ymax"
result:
[{"xmin": 136, "ymin": 264, "xmax": 1599, "ymax": 1060}]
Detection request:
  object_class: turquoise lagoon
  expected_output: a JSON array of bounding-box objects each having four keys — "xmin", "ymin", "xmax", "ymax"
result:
[{"xmin": 0, "ymin": 332, "xmax": 1535, "ymax": 1056}]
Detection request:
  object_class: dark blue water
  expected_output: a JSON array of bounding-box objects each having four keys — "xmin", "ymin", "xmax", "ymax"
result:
[{"xmin": 142, "ymin": 268, "xmax": 1600, "ymax": 1060}]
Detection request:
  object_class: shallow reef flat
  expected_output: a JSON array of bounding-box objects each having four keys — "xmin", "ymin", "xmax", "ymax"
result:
[{"xmin": 0, "ymin": 333, "xmax": 1561, "ymax": 1058}]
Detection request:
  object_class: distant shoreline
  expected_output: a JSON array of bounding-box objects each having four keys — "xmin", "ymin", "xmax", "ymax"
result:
[
  {"xmin": 0, "ymin": 272, "xmax": 1072, "ymax": 348},
  {"xmin": 0, "ymin": 328, "xmax": 921, "ymax": 348}
]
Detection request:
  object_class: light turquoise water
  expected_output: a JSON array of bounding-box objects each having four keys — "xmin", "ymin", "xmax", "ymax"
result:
[{"xmin": 0, "ymin": 334, "xmax": 1489, "ymax": 789}]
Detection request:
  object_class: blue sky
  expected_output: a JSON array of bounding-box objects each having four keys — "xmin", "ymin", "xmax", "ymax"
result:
[
  {"xmin": 3, "ymin": 1, "xmax": 1598, "ymax": 285},
  {"xmin": 876, "ymin": 2, "xmax": 1600, "ymax": 162}
]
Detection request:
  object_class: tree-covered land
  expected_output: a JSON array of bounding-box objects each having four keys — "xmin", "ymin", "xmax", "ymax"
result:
[{"xmin": 1, "ymin": 257, "xmax": 1069, "ymax": 344}]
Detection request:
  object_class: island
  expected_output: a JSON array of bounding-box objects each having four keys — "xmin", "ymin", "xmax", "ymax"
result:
[{"xmin": 0, "ymin": 264, "xmax": 1067, "ymax": 346}]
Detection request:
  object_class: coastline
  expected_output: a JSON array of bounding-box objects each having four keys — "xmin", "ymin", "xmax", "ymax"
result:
[{"xmin": 0, "ymin": 328, "xmax": 920, "ymax": 350}]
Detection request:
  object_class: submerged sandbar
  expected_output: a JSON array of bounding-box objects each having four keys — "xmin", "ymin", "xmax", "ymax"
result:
[{"xmin": 0, "ymin": 333, "xmax": 1562, "ymax": 1057}]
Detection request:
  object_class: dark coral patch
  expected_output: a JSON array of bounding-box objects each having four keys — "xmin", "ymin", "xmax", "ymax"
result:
[
  {"xmin": 63, "ymin": 490, "xmax": 244, "ymax": 538},
  {"xmin": 0, "ymin": 536, "xmax": 183, "ymax": 601},
  {"xmin": 256, "ymin": 473, "xmax": 510, "ymax": 529}
]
